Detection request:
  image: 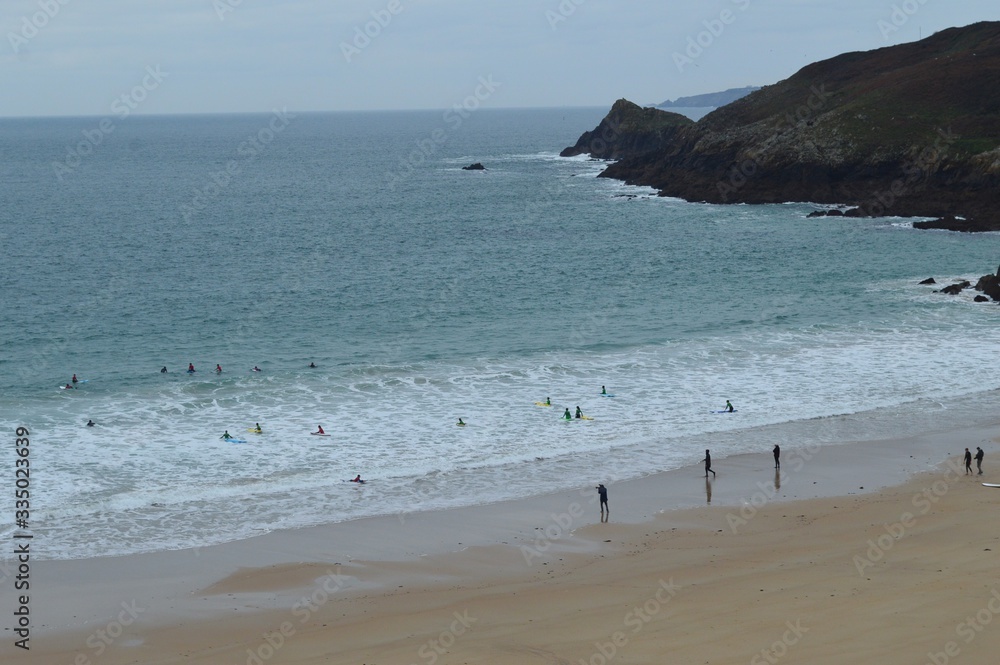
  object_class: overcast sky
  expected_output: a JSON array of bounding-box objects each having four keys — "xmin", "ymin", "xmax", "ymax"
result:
[{"xmin": 1, "ymin": 0, "xmax": 996, "ymax": 117}]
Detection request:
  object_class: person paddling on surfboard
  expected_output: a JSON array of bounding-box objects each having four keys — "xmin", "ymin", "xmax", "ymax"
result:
[
  {"xmin": 351, "ymin": 475, "xmax": 364, "ymax": 483},
  {"xmin": 86, "ymin": 419, "xmax": 95, "ymax": 427},
  {"xmin": 313, "ymin": 425, "xmax": 325, "ymax": 435},
  {"xmin": 725, "ymin": 400, "xmax": 734, "ymax": 413},
  {"xmin": 252, "ymin": 366, "xmax": 262, "ymax": 372},
  {"xmin": 457, "ymin": 418, "xmax": 465, "ymax": 426},
  {"xmin": 63, "ymin": 383, "xmax": 75, "ymax": 389},
  {"xmin": 563, "ymin": 408, "xmax": 572, "ymax": 420}
]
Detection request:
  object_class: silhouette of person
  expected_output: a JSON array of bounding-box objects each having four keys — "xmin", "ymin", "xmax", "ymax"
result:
[
  {"xmin": 597, "ymin": 484, "xmax": 608, "ymax": 520},
  {"xmin": 773, "ymin": 444, "xmax": 781, "ymax": 469},
  {"xmin": 976, "ymin": 447, "xmax": 985, "ymax": 475},
  {"xmin": 702, "ymin": 449, "xmax": 716, "ymax": 477},
  {"xmin": 965, "ymin": 448, "xmax": 973, "ymax": 474}
]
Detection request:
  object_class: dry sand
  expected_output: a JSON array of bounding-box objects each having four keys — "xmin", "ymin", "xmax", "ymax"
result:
[{"xmin": 8, "ymin": 423, "xmax": 1000, "ymax": 664}]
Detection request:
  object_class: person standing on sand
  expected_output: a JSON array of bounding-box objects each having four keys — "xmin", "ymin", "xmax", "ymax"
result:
[
  {"xmin": 976, "ymin": 447, "xmax": 985, "ymax": 475},
  {"xmin": 964, "ymin": 448, "xmax": 973, "ymax": 474},
  {"xmin": 773, "ymin": 444, "xmax": 780, "ymax": 469},
  {"xmin": 702, "ymin": 449, "xmax": 716, "ymax": 478},
  {"xmin": 597, "ymin": 484, "xmax": 608, "ymax": 519}
]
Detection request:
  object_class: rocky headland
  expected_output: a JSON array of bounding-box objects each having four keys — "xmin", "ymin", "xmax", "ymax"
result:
[{"xmin": 562, "ymin": 22, "xmax": 1000, "ymax": 231}]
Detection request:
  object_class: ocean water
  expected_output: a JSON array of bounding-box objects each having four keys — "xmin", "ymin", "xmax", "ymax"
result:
[{"xmin": 3, "ymin": 108, "xmax": 1000, "ymax": 561}]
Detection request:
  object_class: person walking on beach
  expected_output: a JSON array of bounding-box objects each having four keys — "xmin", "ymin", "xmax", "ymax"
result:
[
  {"xmin": 964, "ymin": 448, "xmax": 973, "ymax": 474},
  {"xmin": 773, "ymin": 444, "xmax": 780, "ymax": 469},
  {"xmin": 597, "ymin": 484, "xmax": 608, "ymax": 520},
  {"xmin": 702, "ymin": 449, "xmax": 716, "ymax": 478},
  {"xmin": 976, "ymin": 447, "xmax": 985, "ymax": 475}
]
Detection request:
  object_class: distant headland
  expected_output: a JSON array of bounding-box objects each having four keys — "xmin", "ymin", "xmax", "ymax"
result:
[{"xmin": 563, "ymin": 22, "xmax": 1000, "ymax": 232}]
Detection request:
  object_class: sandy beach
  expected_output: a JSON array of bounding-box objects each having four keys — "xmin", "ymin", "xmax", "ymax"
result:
[{"xmin": 8, "ymin": 420, "xmax": 1000, "ymax": 664}]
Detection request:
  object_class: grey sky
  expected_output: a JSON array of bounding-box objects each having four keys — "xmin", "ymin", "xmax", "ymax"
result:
[{"xmin": 1, "ymin": 0, "xmax": 996, "ymax": 117}]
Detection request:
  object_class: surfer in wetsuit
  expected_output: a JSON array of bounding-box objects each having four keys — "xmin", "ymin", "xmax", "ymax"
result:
[
  {"xmin": 457, "ymin": 418, "xmax": 465, "ymax": 426},
  {"xmin": 215, "ymin": 364, "xmax": 223, "ymax": 373},
  {"xmin": 252, "ymin": 366, "xmax": 261, "ymax": 372},
  {"xmin": 725, "ymin": 400, "xmax": 734, "ymax": 413},
  {"xmin": 976, "ymin": 447, "xmax": 985, "ymax": 475},
  {"xmin": 563, "ymin": 408, "xmax": 572, "ymax": 420},
  {"xmin": 188, "ymin": 363, "xmax": 196, "ymax": 373},
  {"xmin": 773, "ymin": 444, "xmax": 780, "ymax": 469},
  {"xmin": 313, "ymin": 425, "xmax": 325, "ymax": 435},
  {"xmin": 221, "ymin": 430, "xmax": 233, "ymax": 440},
  {"xmin": 601, "ymin": 386, "xmax": 606, "ymax": 395},
  {"xmin": 702, "ymin": 449, "xmax": 716, "ymax": 478},
  {"xmin": 64, "ymin": 383, "xmax": 75, "ymax": 389},
  {"xmin": 253, "ymin": 423, "xmax": 262, "ymax": 433},
  {"xmin": 351, "ymin": 475, "xmax": 364, "ymax": 483},
  {"xmin": 86, "ymin": 419, "xmax": 95, "ymax": 427},
  {"xmin": 309, "ymin": 362, "xmax": 316, "ymax": 368},
  {"xmin": 575, "ymin": 406, "xmax": 583, "ymax": 419},
  {"xmin": 545, "ymin": 397, "xmax": 551, "ymax": 406},
  {"xmin": 160, "ymin": 366, "xmax": 168, "ymax": 373},
  {"xmin": 72, "ymin": 374, "xmax": 78, "ymax": 384},
  {"xmin": 597, "ymin": 483, "xmax": 608, "ymax": 519},
  {"xmin": 965, "ymin": 447, "xmax": 973, "ymax": 474}
]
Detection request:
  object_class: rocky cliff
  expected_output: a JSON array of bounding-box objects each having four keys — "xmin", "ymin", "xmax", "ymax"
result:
[{"xmin": 565, "ymin": 22, "xmax": 1000, "ymax": 231}]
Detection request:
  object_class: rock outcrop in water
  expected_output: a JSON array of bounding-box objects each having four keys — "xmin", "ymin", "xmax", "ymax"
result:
[{"xmin": 563, "ymin": 22, "xmax": 1000, "ymax": 231}]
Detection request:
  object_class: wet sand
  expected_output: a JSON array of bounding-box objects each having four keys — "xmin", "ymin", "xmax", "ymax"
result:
[{"xmin": 6, "ymin": 421, "xmax": 1000, "ymax": 664}]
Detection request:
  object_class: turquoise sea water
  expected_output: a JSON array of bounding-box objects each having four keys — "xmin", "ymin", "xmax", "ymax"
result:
[{"xmin": 3, "ymin": 108, "xmax": 1000, "ymax": 560}]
